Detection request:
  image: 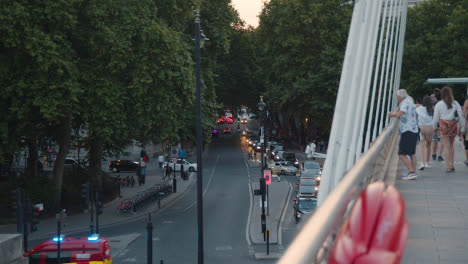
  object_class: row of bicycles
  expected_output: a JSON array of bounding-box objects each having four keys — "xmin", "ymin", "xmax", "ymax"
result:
[
  {"xmin": 117, "ymin": 183, "xmax": 172, "ymax": 215},
  {"xmin": 113, "ymin": 175, "xmax": 136, "ymax": 188}
]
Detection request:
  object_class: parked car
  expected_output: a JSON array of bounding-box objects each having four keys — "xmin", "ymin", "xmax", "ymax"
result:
[
  {"xmin": 302, "ymin": 161, "xmax": 321, "ymax": 176},
  {"xmin": 163, "ymin": 159, "xmax": 197, "ymax": 172},
  {"xmin": 268, "ymin": 161, "xmax": 298, "ymax": 175},
  {"xmin": 109, "ymin": 160, "xmax": 139, "ymax": 172},
  {"xmin": 283, "ymin": 152, "xmax": 299, "ymax": 168}
]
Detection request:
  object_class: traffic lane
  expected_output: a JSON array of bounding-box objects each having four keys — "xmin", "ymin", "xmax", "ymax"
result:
[
  {"xmin": 112, "ymin": 135, "xmax": 254, "ymax": 263},
  {"xmin": 203, "ymin": 135, "xmax": 252, "ymax": 262}
]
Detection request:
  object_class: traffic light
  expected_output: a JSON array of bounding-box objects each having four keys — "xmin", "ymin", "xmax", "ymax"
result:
[
  {"xmin": 81, "ymin": 182, "xmax": 90, "ymax": 204},
  {"xmin": 96, "ymin": 201, "xmax": 103, "ymax": 215},
  {"xmin": 30, "ymin": 205, "xmax": 41, "ymax": 232}
]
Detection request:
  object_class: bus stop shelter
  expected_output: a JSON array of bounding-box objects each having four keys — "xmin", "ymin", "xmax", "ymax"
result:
[{"xmin": 425, "ymin": 77, "xmax": 468, "ymax": 96}]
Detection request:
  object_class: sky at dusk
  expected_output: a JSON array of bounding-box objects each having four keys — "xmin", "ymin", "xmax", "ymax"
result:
[{"xmin": 231, "ymin": 0, "xmax": 265, "ymax": 28}]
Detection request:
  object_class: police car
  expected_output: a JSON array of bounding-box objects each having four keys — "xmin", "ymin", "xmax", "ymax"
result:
[{"xmin": 24, "ymin": 234, "xmax": 112, "ymax": 263}]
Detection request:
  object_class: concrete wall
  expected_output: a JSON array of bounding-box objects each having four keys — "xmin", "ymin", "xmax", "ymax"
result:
[{"xmin": 0, "ymin": 234, "xmax": 28, "ymax": 264}]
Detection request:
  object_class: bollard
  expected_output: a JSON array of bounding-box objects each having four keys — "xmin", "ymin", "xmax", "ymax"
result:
[
  {"xmin": 266, "ymin": 230, "xmax": 270, "ymax": 255},
  {"xmin": 173, "ymin": 178, "xmax": 177, "ymax": 193},
  {"xmin": 147, "ymin": 213, "xmax": 153, "ymax": 264}
]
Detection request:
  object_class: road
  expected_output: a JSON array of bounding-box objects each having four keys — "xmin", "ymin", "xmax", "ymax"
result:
[{"xmin": 29, "ymin": 120, "xmax": 313, "ymax": 263}]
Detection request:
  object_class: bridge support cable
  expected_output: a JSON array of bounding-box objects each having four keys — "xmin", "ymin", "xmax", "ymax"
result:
[
  {"xmin": 316, "ymin": 0, "xmax": 368, "ymax": 204},
  {"xmin": 348, "ymin": 0, "xmax": 384, "ymax": 167},
  {"xmin": 374, "ymin": 0, "xmax": 399, "ymax": 139},
  {"xmin": 363, "ymin": 0, "xmax": 392, "ymax": 153},
  {"xmin": 392, "ymin": 0, "xmax": 409, "ymax": 110},
  {"xmin": 318, "ymin": 0, "xmax": 409, "ymax": 206},
  {"xmin": 378, "ymin": 0, "xmax": 402, "ymax": 135},
  {"xmin": 354, "ymin": 1, "xmax": 385, "ymax": 162},
  {"xmin": 386, "ymin": 0, "xmax": 405, "ymax": 124}
]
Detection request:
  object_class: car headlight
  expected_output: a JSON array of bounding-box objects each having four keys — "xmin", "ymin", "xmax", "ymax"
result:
[
  {"xmin": 272, "ymin": 152, "xmax": 275, "ymax": 155},
  {"xmin": 295, "ymin": 161, "xmax": 299, "ymax": 164},
  {"xmin": 315, "ymin": 186, "xmax": 318, "ymax": 191},
  {"xmin": 316, "ymin": 176, "xmax": 321, "ymax": 181}
]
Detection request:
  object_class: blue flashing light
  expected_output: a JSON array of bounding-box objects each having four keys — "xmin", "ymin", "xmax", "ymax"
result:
[
  {"xmin": 88, "ymin": 234, "xmax": 99, "ymax": 241},
  {"xmin": 52, "ymin": 237, "xmax": 63, "ymax": 242}
]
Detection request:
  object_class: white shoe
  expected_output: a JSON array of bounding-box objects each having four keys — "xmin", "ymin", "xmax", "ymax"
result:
[
  {"xmin": 418, "ymin": 163, "xmax": 425, "ymax": 170},
  {"xmin": 402, "ymin": 172, "xmax": 419, "ymax": 180},
  {"xmin": 425, "ymin": 163, "xmax": 431, "ymax": 168}
]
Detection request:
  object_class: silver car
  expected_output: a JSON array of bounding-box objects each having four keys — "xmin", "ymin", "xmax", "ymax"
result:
[
  {"xmin": 268, "ymin": 161, "xmax": 298, "ymax": 175},
  {"xmin": 302, "ymin": 161, "xmax": 321, "ymax": 176}
]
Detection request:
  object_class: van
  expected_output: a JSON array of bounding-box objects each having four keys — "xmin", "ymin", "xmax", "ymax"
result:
[{"xmin": 24, "ymin": 235, "xmax": 112, "ymax": 264}]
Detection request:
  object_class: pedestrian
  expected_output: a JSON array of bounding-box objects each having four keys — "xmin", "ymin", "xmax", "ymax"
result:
[
  {"xmin": 319, "ymin": 140, "xmax": 325, "ymax": 152},
  {"xmin": 432, "ymin": 88, "xmax": 444, "ymax": 161},
  {"xmin": 158, "ymin": 154, "xmax": 164, "ymax": 169},
  {"xmin": 433, "ymin": 86, "xmax": 466, "ymax": 172},
  {"xmin": 415, "ymin": 95, "xmax": 434, "ymax": 170},
  {"xmin": 388, "ymin": 89, "xmax": 419, "ymax": 180},
  {"xmin": 248, "ymin": 152, "xmax": 252, "ymax": 161},
  {"xmin": 462, "ymin": 97, "xmax": 468, "ymax": 166}
]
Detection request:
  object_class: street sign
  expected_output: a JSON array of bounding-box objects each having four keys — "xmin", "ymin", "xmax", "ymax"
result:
[
  {"xmin": 178, "ymin": 149, "xmax": 186, "ymax": 158},
  {"xmin": 264, "ymin": 170, "xmax": 271, "ymax": 185}
]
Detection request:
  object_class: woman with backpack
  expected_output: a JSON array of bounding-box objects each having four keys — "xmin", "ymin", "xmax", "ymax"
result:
[{"xmin": 433, "ymin": 86, "xmax": 466, "ymax": 172}]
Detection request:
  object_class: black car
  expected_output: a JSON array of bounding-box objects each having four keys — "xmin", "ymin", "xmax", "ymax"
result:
[
  {"xmin": 109, "ymin": 160, "xmax": 139, "ymax": 172},
  {"xmin": 283, "ymin": 152, "xmax": 300, "ymax": 168}
]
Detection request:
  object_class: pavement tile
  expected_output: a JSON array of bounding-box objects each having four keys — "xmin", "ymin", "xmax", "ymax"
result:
[{"xmin": 439, "ymin": 249, "xmax": 468, "ymax": 263}]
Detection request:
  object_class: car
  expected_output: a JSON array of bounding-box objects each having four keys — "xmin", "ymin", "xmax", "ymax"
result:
[
  {"xmin": 296, "ymin": 177, "xmax": 318, "ymax": 189},
  {"xmin": 223, "ymin": 128, "xmax": 232, "ymax": 133},
  {"xmin": 226, "ymin": 117, "xmax": 234, "ymax": 124},
  {"xmin": 109, "ymin": 160, "xmax": 139, "ymax": 172},
  {"xmin": 283, "ymin": 152, "xmax": 300, "ymax": 168},
  {"xmin": 217, "ymin": 116, "xmax": 226, "ymax": 123},
  {"xmin": 294, "ymin": 194, "xmax": 318, "ymax": 215},
  {"xmin": 212, "ymin": 128, "xmax": 219, "ymax": 138},
  {"xmin": 300, "ymin": 171, "xmax": 321, "ymax": 184},
  {"xmin": 274, "ymin": 150, "xmax": 285, "ymax": 161},
  {"xmin": 254, "ymin": 143, "xmax": 264, "ymax": 152},
  {"xmin": 163, "ymin": 158, "xmax": 197, "ymax": 172},
  {"xmin": 268, "ymin": 161, "xmax": 298, "ymax": 175},
  {"xmin": 302, "ymin": 161, "xmax": 321, "ymax": 176},
  {"xmin": 241, "ymin": 119, "xmax": 248, "ymax": 124},
  {"xmin": 24, "ymin": 234, "xmax": 112, "ymax": 264},
  {"xmin": 298, "ymin": 184, "xmax": 319, "ymax": 198},
  {"xmin": 270, "ymin": 145, "xmax": 284, "ymax": 159}
]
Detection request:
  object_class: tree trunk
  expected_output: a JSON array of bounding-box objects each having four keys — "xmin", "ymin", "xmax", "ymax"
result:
[
  {"xmin": 27, "ymin": 134, "xmax": 39, "ymax": 178},
  {"xmin": 89, "ymin": 133, "xmax": 104, "ymax": 192},
  {"xmin": 53, "ymin": 113, "xmax": 72, "ymax": 210}
]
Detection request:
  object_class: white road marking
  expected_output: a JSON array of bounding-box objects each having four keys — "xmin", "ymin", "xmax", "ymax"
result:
[
  {"xmin": 183, "ymin": 154, "xmax": 221, "ymax": 211},
  {"xmin": 215, "ymin": 245, "xmax": 233, "ymax": 250},
  {"xmin": 245, "ymin": 159, "xmax": 253, "ymax": 246},
  {"xmin": 122, "ymin": 258, "xmax": 137, "ymax": 262}
]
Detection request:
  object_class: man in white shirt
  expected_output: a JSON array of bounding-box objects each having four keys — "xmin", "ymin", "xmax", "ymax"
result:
[{"xmin": 389, "ymin": 89, "xmax": 419, "ymax": 180}]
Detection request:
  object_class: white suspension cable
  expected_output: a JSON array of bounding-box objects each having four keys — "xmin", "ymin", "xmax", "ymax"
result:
[
  {"xmin": 348, "ymin": 0, "xmax": 382, "ymax": 167},
  {"xmin": 378, "ymin": 0, "xmax": 399, "ymax": 135},
  {"xmin": 355, "ymin": 0, "xmax": 384, "ymax": 160},
  {"xmin": 364, "ymin": 0, "xmax": 391, "ymax": 152},
  {"xmin": 393, "ymin": 0, "xmax": 409, "ymax": 109},
  {"xmin": 386, "ymin": 0, "xmax": 404, "ymax": 124}
]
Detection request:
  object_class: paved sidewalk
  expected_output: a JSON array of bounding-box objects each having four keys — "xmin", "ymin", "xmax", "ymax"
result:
[
  {"xmin": 0, "ymin": 169, "xmax": 195, "ymax": 241},
  {"xmin": 396, "ymin": 138, "xmax": 468, "ymax": 264}
]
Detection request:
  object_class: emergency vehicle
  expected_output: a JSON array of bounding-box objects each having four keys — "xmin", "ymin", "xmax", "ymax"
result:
[{"xmin": 24, "ymin": 234, "xmax": 112, "ymax": 264}]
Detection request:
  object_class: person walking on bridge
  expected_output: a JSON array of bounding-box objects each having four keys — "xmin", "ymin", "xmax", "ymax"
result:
[
  {"xmin": 416, "ymin": 95, "xmax": 434, "ymax": 170},
  {"xmin": 463, "ymin": 97, "xmax": 468, "ymax": 166},
  {"xmin": 389, "ymin": 89, "xmax": 419, "ymax": 180},
  {"xmin": 433, "ymin": 86, "xmax": 466, "ymax": 172}
]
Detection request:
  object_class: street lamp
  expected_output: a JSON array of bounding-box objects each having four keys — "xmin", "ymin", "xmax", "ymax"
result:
[
  {"xmin": 194, "ymin": 10, "xmax": 208, "ymax": 264},
  {"xmin": 257, "ymin": 96, "xmax": 266, "ymax": 170}
]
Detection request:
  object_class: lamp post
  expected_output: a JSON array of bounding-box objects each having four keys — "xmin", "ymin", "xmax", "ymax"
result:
[
  {"xmin": 258, "ymin": 97, "xmax": 268, "ymax": 216},
  {"xmin": 194, "ymin": 11, "xmax": 208, "ymax": 264}
]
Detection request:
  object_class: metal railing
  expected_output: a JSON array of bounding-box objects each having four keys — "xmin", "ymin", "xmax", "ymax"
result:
[{"xmin": 278, "ymin": 118, "xmax": 400, "ymax": 263}]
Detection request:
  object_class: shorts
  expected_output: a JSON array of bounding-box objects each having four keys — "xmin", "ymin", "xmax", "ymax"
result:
[
  {"xmin": 464, "ymin": 139, "xmax": 468, "ymax": 150},
  {"xmin": 398, "ymin": 131, "xmax": 418, "ymax": 156}
]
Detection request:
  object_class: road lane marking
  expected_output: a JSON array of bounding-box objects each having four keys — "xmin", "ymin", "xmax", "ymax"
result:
[
  {"xmin": 215, "ymin": 245, "xmax": 232, "ymax": 250},
  {"xmin": 245, "ymin": 159, "xmax": 253, "ymax": 246},
  {"xmin": 183, "ymin": 153, "xmax": 221, "ymax": 212}
]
